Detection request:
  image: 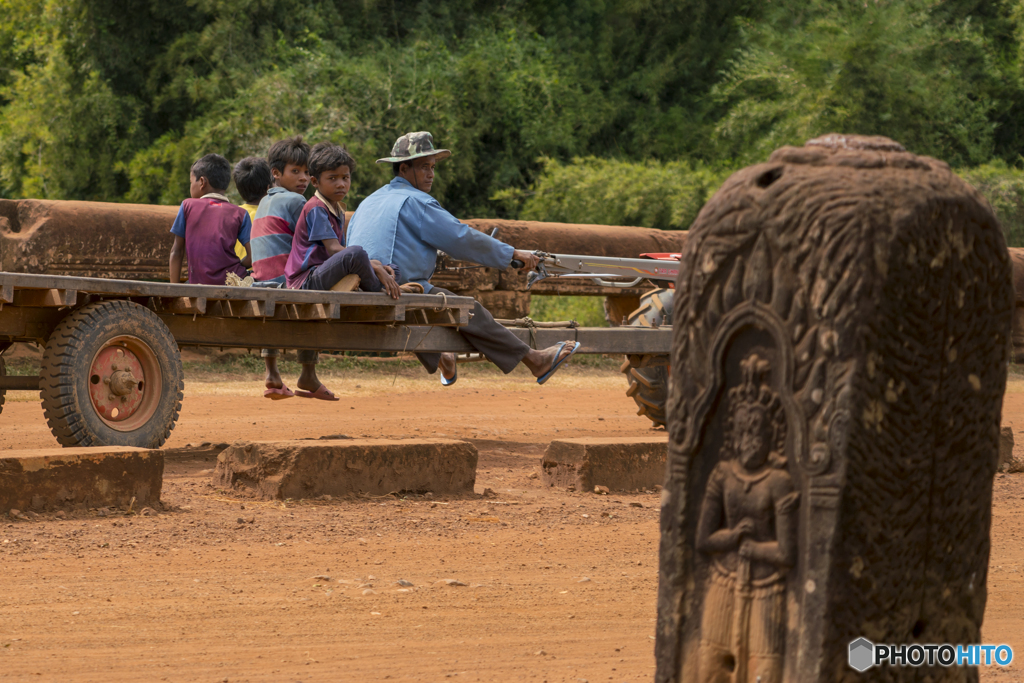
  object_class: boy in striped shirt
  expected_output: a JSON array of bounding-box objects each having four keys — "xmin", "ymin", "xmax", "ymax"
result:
[{"xmin": 250, "ymin": 137, "xmax": 329, "ymax": 400}]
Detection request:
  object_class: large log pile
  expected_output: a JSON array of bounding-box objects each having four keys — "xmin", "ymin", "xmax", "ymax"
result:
[{"xmin": 0, "ymin": 199, "xmax": 687, "ymax": 320}]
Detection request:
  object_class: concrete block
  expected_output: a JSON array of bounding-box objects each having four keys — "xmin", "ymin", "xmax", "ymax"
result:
[
  {"xmin": 542, "ymin": 438, "xmax": 667, "ymax": 492},
  {"xmin": 213, "ymin": 439, "xmax": 478, "ymax": 499},
  {"xmin": 0, "ymin": 447, "xmax": 162, "ymax": 511}
]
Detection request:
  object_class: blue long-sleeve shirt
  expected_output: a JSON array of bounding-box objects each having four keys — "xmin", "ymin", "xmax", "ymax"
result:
[{"xmin": 347, "ymin": 176, "xmax": 514, "ymax": 292}]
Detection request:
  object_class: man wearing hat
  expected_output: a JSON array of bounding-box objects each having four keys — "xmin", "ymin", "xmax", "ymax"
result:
[{"xmin": 347, "ymin": 131, "xmax": 580, "ymax": 386}]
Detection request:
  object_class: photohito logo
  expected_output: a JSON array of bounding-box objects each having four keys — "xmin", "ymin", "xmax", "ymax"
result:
[{"xmin": 849, "ymin": 638, "xmax": 1013, "ymax": 671}]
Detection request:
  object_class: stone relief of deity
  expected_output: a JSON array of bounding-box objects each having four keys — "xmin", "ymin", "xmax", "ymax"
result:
[{"xmin": 695, "ymin": 352, "xmax": 800, "ymax": 683}]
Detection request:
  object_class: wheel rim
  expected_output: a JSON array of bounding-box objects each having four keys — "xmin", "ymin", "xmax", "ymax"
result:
[{"xmin": 87, "ymin": 336, "xmax": 163, "ymax": 432}]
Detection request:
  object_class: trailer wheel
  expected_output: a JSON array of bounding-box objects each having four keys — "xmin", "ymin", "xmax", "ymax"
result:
[
  {"xmin": 621, "ymin": 288, "xmax": 673, "ymax": 428},
  {"xmin": 40, "ymin": 300, "xmax": 183, "ymax": 448}
]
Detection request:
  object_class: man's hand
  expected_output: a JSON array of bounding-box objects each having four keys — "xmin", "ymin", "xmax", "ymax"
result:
[
  {"xmin": 372, "ymin": 261, "xmax": 401, "ymax": 299},
  {"xmin": 512, "ymin": 249, "xmax": 540, "ymax": 270}
]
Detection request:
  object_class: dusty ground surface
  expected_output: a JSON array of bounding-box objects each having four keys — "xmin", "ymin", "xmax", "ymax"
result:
[{"xmin": 0, "ymin": 354, "xmax": 1023, "ymax": 682}]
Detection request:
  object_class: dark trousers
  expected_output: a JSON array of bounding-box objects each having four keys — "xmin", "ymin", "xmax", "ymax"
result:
[
  {"xmin": 416, "ymin": 287, "xmax": 531, "ymax": 375},
  {"xmin": 302, "ymin": 246, "xmax": 381, "ymax": 292}
]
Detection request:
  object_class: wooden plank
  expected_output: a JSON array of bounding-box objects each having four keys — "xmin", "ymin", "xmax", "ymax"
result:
[
  {"xmin": 295, "ymin": 303, "xmax": 327, "ymax": 320},
  {"xmin": 11, "ymin": 288, "xmax": 77, "ymax": 307},
  {"xmin": 0, "ymin": 284, "xmax": 12, "ymax": 304},
  {"xmin": 0, "ymin": 272, "xmax": 476, "ymax": 314},
  {"xmin": 221, "ymin": 299, "xmax": 263, "ymax": 318},
  {"xmin": 159, "ymin": 297, "xmax": 207, "ymax": 315},
  {"xmin": 413, "ymin": 309, "xmax": 470, "ymax": 327},
  {"xmin": 334, "ymin": 305, "xmax": 405, "ymax": 323}
]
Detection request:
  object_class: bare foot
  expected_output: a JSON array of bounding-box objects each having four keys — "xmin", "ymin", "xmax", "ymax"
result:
[
  {"xmin": 522, "ymin": 342, "xmax": 578, "ymax": 379},
  {"xmin": 296, "ymin": 362, "xmax": 323, "ymax": 394},
  {"xmin": 439, "ymin": 353, "xmax": 457, "ymax": 382},
  {"xmin": 265, "ymin": 358, "xmax": 284, "ymax": 390}
]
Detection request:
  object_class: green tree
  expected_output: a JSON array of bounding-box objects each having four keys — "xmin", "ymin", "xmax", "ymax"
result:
[{"xmin": 712, "ymin": 1, "xmax": 1000, "ymax": 166}]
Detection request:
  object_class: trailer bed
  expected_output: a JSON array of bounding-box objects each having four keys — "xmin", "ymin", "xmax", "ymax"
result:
[{"xmin": 0, "ymin": 272, "xmax": 672, "ymax": 449}]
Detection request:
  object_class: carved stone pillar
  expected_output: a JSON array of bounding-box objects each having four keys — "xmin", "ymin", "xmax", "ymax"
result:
[{"xmin": 656, "ymin": 135, "xmax": 1013, "ymax": 682}]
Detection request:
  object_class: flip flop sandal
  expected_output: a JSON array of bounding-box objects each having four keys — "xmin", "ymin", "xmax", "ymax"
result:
[
  {"xmin": 440, "ymin": 365, "xmax": 458, "ymax": 387},
  {"xmin": 536, "ymin": 341, "xmax": 581, "ymax": 385},
  {"xmin": 264, "ymin": 385, "xmax": 295, "ymax": 400},
  {"xmin": 295, "ymin": 384, "xmax": 341, "ymax": 401}
]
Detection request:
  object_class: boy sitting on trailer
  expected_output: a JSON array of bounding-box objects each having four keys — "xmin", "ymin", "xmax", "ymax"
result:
[
  {"xmin": 249, "ymin": 136, "xmax": 327, "ymax": 401},
  {"xmin": 168, "ymin": 153, "xmax": 252, "ymax": 285},
  {"xmin": 232, "ymin": 156, "xmax": 273, "ymax": 266},
  {"xmin": 285, "ymin": 142, "xmax": 401, "ymax": 300}
]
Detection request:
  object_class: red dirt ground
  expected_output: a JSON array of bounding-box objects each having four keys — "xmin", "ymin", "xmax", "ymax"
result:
[{"xmin": 1, "ymin": 366, "xmax": 1022, "ymax": 682}]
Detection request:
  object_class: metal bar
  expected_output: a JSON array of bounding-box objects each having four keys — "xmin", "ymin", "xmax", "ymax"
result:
[
  {"xmin": 0, "ymin": 272, "xmax": 475, "ymax": 313},
  {"xmin": 540, "ymin": 254, "xmax": 679, "ymax": 281},
  {"xmin": 157, "ymin": 314, "xmax": 672, "ymax": 355},
  {"xmin": 0, "ymin": 375, "xmax": 39, "ymax": 390},
  {"xmin": 0, "ymin": 306, "xmax": 68, "ymax": 342}
]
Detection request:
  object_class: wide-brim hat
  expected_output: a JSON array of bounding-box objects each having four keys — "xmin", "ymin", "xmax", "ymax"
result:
[{"xmin": 376, "ymin": 131, "xmax": 452, "ymax": 164}]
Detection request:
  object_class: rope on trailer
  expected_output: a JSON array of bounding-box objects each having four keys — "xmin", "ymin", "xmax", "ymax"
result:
[{"xmin": 494, "ymin": 317, "xmax": 579, "ymax": 349}]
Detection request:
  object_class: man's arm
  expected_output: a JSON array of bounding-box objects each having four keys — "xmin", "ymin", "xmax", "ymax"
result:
[{"xmin": 417, "ymin": 199, "xmax": 514, "ymax": 269}]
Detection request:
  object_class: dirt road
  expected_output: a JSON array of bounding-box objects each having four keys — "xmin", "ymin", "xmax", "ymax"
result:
[{"xmin": 1, "ymin": 365, "xmax": 1022, "ymax": 681}]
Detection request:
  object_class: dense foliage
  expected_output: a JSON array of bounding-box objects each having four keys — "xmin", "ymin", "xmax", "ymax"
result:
[{"xmin": 4, "ymin": 0, "xmax": 1024, "ymax": 242}]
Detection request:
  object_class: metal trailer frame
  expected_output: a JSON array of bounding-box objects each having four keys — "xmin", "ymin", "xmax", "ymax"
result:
[{"xmin": 0, "ymin": 272, "xmax": 671, "ymax": 448}]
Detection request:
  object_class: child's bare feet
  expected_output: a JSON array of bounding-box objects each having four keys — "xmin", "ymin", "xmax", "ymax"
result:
[
  {"xmin": 296, "ymin": 361, "xmax": 323, "ymax": 394},
  {"xmin": 265, "ymin": 357, "xmax": 284, "ymax": 390},
  {"xmin": 263, "ymin": 357, "xmax": 294, "ymax": 399}
]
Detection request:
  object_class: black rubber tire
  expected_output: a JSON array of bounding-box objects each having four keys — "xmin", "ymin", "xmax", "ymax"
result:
[
  {"xmin": 621, "ymin": 288, "xmax": 673, "ymax": 428},
  {"xmin": 40, "ymin": 300, "xmax": 183, "ymax": 448},
  {"xmin": 0, "ymin": 356, "xmax": 6, "ymax": 416}
]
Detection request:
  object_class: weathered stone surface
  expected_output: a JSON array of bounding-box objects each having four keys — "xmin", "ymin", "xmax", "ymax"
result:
[
  {"xmin": 213, "ymin": 439, "xmax": 478, "ymax": 499},
  {"xmin": 541, "ymin": 438, "xmax": 666, "ymax": 492},
  {"xmin": 157, "ymin": 442, "xmax": 231, "ymax": 460},
  {"xmin": 657, "ymin": 134, "xmax": 1014, "ymax": 682},
  {"xmin": 0, "ymin": 447, "xmax": 162, "ymax": 511},
  {"xmin": 999, "ymin": 427, "xmax": 1015, "ymax": 471}
]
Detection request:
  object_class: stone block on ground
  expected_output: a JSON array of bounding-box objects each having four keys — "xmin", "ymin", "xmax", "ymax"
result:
[
  {"xmin": 999, "ymin": 426, "xmax": 1015, "ymax": 471},
  {"xmin": 157, "ymin": 442, "xmax": 231, "ymax": 460},
  {"xmin": 541, "ymin": 438, "xmax": 667, "ymax": 492},
  {"xmin": 0, "ymin": 447, "xmax": 162, "ymax": 512},
  {"xmin": 213, "ymin": 439, "xmax": 478, "ymax": 499}
]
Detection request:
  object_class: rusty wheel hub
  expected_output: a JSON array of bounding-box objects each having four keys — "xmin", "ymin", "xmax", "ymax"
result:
[{"xmin": 89, "ymin": 345, "xmax": 146, "ymax": 422}]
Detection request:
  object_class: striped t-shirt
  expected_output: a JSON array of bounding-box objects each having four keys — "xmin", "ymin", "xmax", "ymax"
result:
[{"xmin": 251, "ymin": 187, "xmax": 306, "ymax": 283}]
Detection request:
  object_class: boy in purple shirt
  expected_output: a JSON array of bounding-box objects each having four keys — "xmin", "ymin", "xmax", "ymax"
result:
[
  {"xmin": 168, "ymin": 154, "xmax": 252, "ymax": 284},
  {"xmin": 285, "ymin": 143, "xmax": 400, "ymax": 297}
]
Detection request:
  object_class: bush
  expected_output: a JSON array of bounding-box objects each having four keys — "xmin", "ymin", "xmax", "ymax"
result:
[
  {"xmin": 496, "ymin": 156, "xmax": 730, "ymax": 229},
  {"xmin": 529, "ymin": 294, "xmax": 609, "ymax": 327},
  {"xmin": 957, "ymin": 162, "xmax": 1024, "ymax": 247}
]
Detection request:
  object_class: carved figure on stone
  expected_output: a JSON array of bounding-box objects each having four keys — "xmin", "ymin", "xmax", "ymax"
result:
[
  {"xmin": 656, "ymin": 134, "xmax": 1014, "ymax": 683},
  {"xmin": 696, "ymin": 353, "xmax": 798, "ymax": 683}
]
